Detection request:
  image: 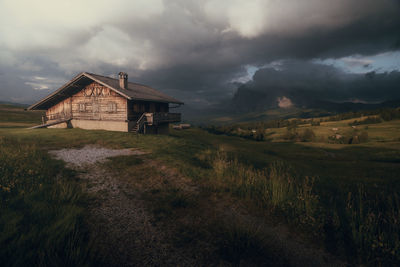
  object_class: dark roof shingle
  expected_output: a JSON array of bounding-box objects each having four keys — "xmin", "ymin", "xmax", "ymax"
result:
[
  {"xmin": 28, "ymin": 72, "xmax": 183, "ymax": 110},
  {"xmin": 86, "ymin": 73, "xmax": 183, "ymax": 104}
]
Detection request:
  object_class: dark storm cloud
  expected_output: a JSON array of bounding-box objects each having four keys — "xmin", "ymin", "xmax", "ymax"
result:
[
  {"xmin": 117, "ymin": 0, "xmax": 400, "ymax": 106},
  {"xmin": 232, "ymin": 60, "xmax": 400, "ymax": 112},
  {"xmin": 0, "ymin": 0, "xmax": 399, "ymax": 105}
]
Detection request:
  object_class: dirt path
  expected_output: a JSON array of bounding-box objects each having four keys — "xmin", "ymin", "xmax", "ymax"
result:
[
  {"xmin": 50, "ymin": 145, "xmax": 346, "ymax": 267},
  {"xmin": 50, "ymin": 145, "xmax": 202, "ymax": 266}
]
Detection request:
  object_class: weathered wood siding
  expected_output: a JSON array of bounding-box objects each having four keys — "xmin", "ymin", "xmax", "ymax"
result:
[
  {"xmin": 46, "ymin": 82, "xmax": 127, "ymax": 121},
  {"xmin": 46, "ymin": 97, "xmax": 72, "ymax": 119}
]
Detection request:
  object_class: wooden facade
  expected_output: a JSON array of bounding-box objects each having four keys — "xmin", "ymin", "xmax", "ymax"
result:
[
  {"xmin": 46, "ymin": 82, "xmax": 127, "ymax": 122},
  {"xmin": 29, "ymin": 72, "xmax": 183, "ymax": 134}
]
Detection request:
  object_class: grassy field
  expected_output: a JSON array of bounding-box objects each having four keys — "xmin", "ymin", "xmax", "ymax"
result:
[
  {"xmin": 264, "ymin": 118, "xmax": 400, "ymax": 145},
  {"xmin": 1, "ymin": 105, "xmax": 400, "ymax": 265},
  {"xmin": 0, "ymin": 104, "xmax": 43, "ymax": 127}
]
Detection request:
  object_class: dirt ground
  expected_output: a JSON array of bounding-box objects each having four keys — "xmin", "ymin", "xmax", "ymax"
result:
[{"xmin": 50, "ymin": 145, "xmax": 346, "ymax": 267}]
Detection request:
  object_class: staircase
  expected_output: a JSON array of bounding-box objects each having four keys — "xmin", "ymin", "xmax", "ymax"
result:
[{"xmin": 131, "ymin": 113, "xmax": 147, "ymax": 134}]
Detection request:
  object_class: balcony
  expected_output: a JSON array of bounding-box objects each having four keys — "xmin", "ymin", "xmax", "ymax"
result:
[{"xmin": 145, "ymin": 112, "xmax": 181, "ymax": 125}]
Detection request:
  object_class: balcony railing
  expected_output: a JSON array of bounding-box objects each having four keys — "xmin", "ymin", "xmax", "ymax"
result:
[
  {"xmin": 128, "ymin": 112, "xmax": 181, "ymax": 124},
  {"xmin": 149, "ymin": 112, "xmax": 181, "ymax": 125}
]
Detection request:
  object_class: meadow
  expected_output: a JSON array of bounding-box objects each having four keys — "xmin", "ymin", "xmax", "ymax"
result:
[{"xmin": 1, "ymin": 104, "xmax": 399, "ymax": 266}]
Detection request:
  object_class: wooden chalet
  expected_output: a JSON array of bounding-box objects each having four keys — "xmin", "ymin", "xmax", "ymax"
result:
[{"xmin": 28, "ymin": 72, "xmax": 183, "ymax": 134}]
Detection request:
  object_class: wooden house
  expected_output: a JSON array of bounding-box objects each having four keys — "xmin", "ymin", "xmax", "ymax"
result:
[{"xmin": 28, "ymin": 72, "xmax": 183, "ymax": 134}]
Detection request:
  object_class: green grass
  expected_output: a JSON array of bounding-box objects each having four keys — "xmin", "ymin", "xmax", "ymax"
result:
[
  {"xmin": 0, "ymin": 136, "xmax": 96, "ymax": 266},
  {"xmin": 1, "ymin": 111, "xmax": 400, "ymax": 265},
  {"xmin": 0, "ymin": 104, "xmax": 44, "ymax": 127}
]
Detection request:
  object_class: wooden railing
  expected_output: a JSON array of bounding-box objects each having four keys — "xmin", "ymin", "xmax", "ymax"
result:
[
  {"xmin": 135, "ymin": 113, "xmax": 147, "ymax": 133},
  {"xmin": 128, "ymin": 112, "xmax": 181, "ymax": 125},
  {"xmin": 152, "ymin": 112, "xmax": 181, "ymax": 124}
]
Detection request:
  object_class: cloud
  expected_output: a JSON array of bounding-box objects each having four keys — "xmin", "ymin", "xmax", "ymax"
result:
[
  {"xmin": 342, "ymin": 57, "xmax": 373, "ymax": 68},
  {"xmin": 204, "ymin": 0, "xmax": 399, "ymax": 38},
  {"xmin": 0, "ymin": 0, "xmax": 399, "ymax": 105},
  {"xmin": 231, "ymin": 60, "xmax": 400, "ymax": 112}
]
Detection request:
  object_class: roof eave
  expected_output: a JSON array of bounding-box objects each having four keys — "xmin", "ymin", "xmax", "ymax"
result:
[
  {"xmin": 27, "ymin": 72, "xmax": 86, "ymax": 110},
  {"xmin": 27, "ymin": 72, "xmax": 184, "ymax": 110}
]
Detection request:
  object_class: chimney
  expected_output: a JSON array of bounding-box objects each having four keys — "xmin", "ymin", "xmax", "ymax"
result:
[{"xmin": 119, "ymin": 72, "xmax": 128, "ymax": 89}]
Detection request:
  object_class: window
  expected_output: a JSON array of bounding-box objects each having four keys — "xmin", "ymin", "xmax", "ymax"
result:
[
  {"xmin": 79, "ymin": 103, "xmax": 86, "ymax": 112},
  {"xmin": 107, "ymin": 102, "xmax": 117, "ymax": 113}
]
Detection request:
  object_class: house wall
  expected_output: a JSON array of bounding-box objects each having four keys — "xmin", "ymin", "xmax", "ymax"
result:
[
  {"xmin": 46, "ymin": 82, "xmax": 128, "ymax": 132},
  {"xmin": 44, "ymin": 81, "xmax": 173, "ymax": 134},
  {"xmin": 71, "ymin": 119, "xmax": 128, "ymax": 132},
  {"xmin": 46, "ymin": 82, "xmax": 127, "ymax": 121},
  {"xmin": 46, "ymin": 98, "xmax": 72, "ymax": 119},
  {"xmin": 71, "ymin": 82, "xmax": 127, "ymax": 121}
]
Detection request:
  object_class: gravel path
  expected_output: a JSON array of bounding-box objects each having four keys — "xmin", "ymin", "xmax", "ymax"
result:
[
  {"xmin": 49, "ymin": 145, "xmax": 199, "ymax": 266},
  {"xmin": 49, "ymin": 145, "xmax": 345, "ymax": 267},
  {"xmin": 49, "ymin": 145, "xmax": 146, "ymax": 167}
]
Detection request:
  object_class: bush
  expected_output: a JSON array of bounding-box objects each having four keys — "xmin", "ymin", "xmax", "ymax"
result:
[
  {"xmin": 311, "ymin": 120, "xmax": 320, "ymax": 126},
  {"xmin": 350, "ymin": 116, "xmax": 382, "ymax": 126},
  {"xmin": 283, "ymin": 128, "xmax": 315, "ymax": 142},
  {"xmin": 282, "ymin": 128, "xmax": 298, "ymax": 141},
  {"xmin": 349, "ymin": 130, "xmax": 368, "ymax": 144},
  {"xmin": 300, "ymin": 128, "xmax": 316, "ymax": 142},
  {"xmin": 359, "ymin": 131, "xmax": 369, "ymax": 143}
]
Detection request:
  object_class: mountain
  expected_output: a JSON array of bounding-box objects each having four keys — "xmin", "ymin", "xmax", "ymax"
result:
[
  {"xmin": 0, "ymin": 101, "xmax": 29, "ymax": 107},
  {"xmin": 183, "ymin": 97, "xmax": 400, "ymax": 125}
]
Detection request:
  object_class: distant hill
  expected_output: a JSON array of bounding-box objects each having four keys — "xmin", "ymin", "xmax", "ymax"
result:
[
  {"xmin": 306, "ymin": 99, "xmax": 400, "ymax": 112},
  {"xmin": 0, "ymin": 103, "xmax": 43, "ymax": 126},
  {"xmin": 0, "ymin": 101, "xmax": 29, "ymax": 107},
  {"xmin": 184, "ymin": 99, "xmax": 400, "ymax": 125}
]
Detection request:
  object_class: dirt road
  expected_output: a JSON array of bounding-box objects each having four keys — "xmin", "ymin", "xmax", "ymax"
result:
[{"xmin": 50, "ymin": 145, "xmax": 345, "ymax": 267}]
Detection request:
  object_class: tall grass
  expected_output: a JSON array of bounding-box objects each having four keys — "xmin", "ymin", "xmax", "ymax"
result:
[
  {"xmin": 202, "ymin": 148, "xmax": 400, "ymax": 265},
  {"xmin": 209, "ymin": 150, "xmax": 322, "ymax": 230},
  {"xmin": 0, "ymin": 136, "xmax": 95, "ymax": 266}
]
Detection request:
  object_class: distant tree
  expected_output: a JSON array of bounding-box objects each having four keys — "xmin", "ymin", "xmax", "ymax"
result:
[
  {"xmin": 300, "ymin": 128, "xmax": 316, "ymax": 142},
  {"xmin": 359, "ymin": 131, "xmax": 369, "ymax": 143},
  {"xmin": 311, "ymin": 120, "xmax": 320, "ymax": 126},
  {"xmin": 283, "ymin": 128, "xmax": 298, "ymax": 141}
]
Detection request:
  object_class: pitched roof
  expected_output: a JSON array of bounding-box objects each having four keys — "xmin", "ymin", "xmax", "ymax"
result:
[{"xmin": 28, "ymin": 72, "xmax": 183, "ymax": 110}]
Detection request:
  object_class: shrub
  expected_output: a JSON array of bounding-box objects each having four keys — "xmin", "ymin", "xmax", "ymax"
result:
[
  {"xmin": 349, "ymin": 130, "xmax": 368, "ymax": 144},
  {"xmin": 300, "ymin": 128, "xmax": 316, "ymax": 142},
  {"xmin": 282, "ymin": 128, "xmax": 298, "ymax": 141},
  {"xmin": 311, "ymin": 120, "xmax": 320, "ymax": 126},
  {"xmin": 359, "ymin": 131, "xmax": 369, "ymax": 143},
  {"xmin": 349, "ymin": 116, "xmax": 382, "ymax": 126},
  {"xmin": 251, "ymin": 129, "xmax": 265, "ymax": 141}
]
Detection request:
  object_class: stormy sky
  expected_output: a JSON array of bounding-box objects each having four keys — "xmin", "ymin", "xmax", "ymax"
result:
[{"xmin": 0, "ymin": 0, "xmax": 399, "ymax": 107}]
